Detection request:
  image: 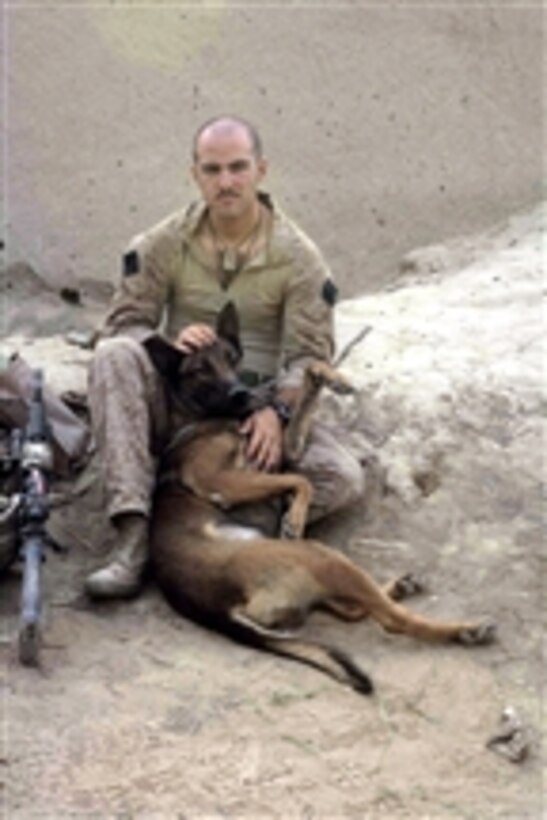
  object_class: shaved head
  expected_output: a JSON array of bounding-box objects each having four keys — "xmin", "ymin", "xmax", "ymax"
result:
[{"xmin": 192, "ymin": 116, "xmax": 263, "ymax": 162}]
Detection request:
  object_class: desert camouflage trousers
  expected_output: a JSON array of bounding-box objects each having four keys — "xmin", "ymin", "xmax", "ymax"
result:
[{"xmin": 89, "ymin": 337, "xmax": 364, "ymax": 526}]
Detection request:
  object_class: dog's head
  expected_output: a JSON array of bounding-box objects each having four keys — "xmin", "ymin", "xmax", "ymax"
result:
[{"xmin": 143, "ymin": 302, "xmax": 259, "ymax": 420}]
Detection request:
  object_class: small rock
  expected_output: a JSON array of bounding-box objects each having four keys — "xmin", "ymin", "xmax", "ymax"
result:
[{"xmin": 486, "ymin": 706, "xmax": 530, "ymax": 763}]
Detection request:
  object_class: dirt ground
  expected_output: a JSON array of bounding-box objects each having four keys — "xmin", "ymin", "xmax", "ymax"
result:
[
  {"xmin": 1, "ymin": 224, "xmax": 545, "ymax": 818},
  {"xmin": 0, "ymin": 472, "xmax": 543, "ymax": 819}
]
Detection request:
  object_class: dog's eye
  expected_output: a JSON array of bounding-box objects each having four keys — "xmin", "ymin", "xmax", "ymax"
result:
[
  {"xmin": 181, "ymin": 359, "xmax": 213, "ymax": 380},
  {"xmin": 179, "ymin": 361, "xmax": 201, "ymax": 378}
]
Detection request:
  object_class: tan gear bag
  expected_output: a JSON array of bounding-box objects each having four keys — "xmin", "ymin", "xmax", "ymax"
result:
[{"xmin": 0, "ymin": 351, "xmax": 90, "ymax": 475}]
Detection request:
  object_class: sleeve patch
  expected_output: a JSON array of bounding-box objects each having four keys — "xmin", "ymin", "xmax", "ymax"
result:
[
  {"xmin": 123, "ymin": 250, "xmax": 140, "ymax": 277},
  {"xmin": 322, "ymin": 279, "xmax": 338, "ymax": 306}
]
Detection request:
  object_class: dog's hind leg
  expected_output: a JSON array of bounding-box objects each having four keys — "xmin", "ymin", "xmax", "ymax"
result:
[
  {"xmin": 327, "ymin": 574, "xmax": 423, "ymax": 623},
  {"xmin": 236, "ymin": 580, "xmax": 312, "ymax": 632},
  {"xmin": 310, "ymin": 548, "xmax": 496, "ymax": 645}
]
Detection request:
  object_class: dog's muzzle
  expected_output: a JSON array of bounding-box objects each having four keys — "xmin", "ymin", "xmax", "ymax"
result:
[{"xmin": 226, "ymin": 383, "xmax": 254, "ymax": 416}]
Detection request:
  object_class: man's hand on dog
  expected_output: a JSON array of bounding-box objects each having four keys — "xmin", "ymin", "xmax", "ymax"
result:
[
  {"xmin": 240, "ymin": 407, "xmax": 283, "ymax": 471},
  {"xmin": 175, "ymin": 323, "xmax": 218, "ymax": 353}
]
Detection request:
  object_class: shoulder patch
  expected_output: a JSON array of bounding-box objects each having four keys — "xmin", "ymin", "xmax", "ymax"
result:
[
  {"xmin": 123, "ymin": 250, "xmax": 140, "ymax": 277},
  {"xmin": 322, "ymin": 278, "xmax": 338, "ymax": 306}
]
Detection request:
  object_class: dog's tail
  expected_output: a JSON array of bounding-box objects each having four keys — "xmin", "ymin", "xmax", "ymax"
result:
[{"xmin": 230, "ymin": 611, "xmax": 373, "ymax": 696}]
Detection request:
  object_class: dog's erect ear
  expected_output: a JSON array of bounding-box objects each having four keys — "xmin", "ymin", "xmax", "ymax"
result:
[
  {"xmin": 216, "ymin": 302, "xmax": 242, "ymax": 357},
  {"xmin": 143, "ymin": 334, "xmax": 184, "ymax": 376}
]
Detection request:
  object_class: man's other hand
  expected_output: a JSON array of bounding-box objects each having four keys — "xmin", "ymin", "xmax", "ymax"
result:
[{"xmin": 240, "ymin": 407, "xmax": 283, "ymax": 471}]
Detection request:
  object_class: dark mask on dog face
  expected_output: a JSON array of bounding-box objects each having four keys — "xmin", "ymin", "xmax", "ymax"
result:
[{"xmin": 143, "ymin": 302, "xmax": 258, "ymax": 420}]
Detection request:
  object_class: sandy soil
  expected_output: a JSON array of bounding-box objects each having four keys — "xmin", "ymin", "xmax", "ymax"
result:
[{"xmin": 0, "ymin": 208, "xmax": 544, "ymax": 818}]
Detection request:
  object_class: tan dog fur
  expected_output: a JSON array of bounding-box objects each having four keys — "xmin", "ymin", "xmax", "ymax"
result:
[{"xmin": 150, "ymin": 349, "xmax": 495, "ymax": 695}]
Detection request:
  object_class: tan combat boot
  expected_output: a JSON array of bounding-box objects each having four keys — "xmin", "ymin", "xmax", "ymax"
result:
[{"xmin": 85, "ymin": 512, "xmax": 149, "ymax": 599}]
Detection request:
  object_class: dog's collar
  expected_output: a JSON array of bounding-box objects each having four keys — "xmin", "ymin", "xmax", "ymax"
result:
[
  {"xmin": 158, "ymin": 420, "xmax": 241, "ymax": 491},
  {"xmin": 161, "ymin": 418, "xmax": 241, "ymax": 461},
  {"xmin": 162, "ymin": 421, "xmax": 209, "ymax": 458}
]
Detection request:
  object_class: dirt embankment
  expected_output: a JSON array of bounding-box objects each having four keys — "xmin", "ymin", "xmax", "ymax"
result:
[{"xmin": 0, "ymin": 206, "xmax": 544, "ymax": 818}]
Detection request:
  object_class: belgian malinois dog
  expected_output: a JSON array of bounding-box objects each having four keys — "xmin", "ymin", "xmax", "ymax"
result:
[{"xmin": 144, "ymin": 303, "xmax": 495, "ymax": 695}]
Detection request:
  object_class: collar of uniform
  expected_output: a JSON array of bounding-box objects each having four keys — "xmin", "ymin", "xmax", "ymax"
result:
[
  {"xmin": 180, "ymin": 192, "xmax": 298, "ymax": 271},
  {"xmin": 179, "ymin": 199, "xmax": 209, "ymax": 242},
  {"xmin": 180, "ymin": 191, "xmax": 273, "ymax": 240}
]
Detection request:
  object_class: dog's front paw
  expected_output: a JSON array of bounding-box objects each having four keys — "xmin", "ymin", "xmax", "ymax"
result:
[
  {"xmin": 308, "ymin": 362, "xmax": 355, "ymax": 395},
  {"xmin": 280, "ymin": 512, "xmax": 304, "ymax": 540},
  {"xmin": 328, "ymin": 374, "xmax": 356, "ymax": 396},
  {"xmin": 454, "ymin": 620, "xmax": 497, "ymax": 646}
]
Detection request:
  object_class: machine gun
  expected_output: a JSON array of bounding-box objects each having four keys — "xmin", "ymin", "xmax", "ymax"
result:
[{"xmin": 4, "ymin": 369, "xmax": 55, "ymax": 665}]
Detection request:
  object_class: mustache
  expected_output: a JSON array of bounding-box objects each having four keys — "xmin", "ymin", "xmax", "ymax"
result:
[{"xmin": 217, "ymin": 190, "xmax": 240, "ymax": 199}]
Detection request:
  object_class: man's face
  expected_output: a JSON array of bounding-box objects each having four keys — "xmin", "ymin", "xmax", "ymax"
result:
[{"xmin": 192, "ymin": 126, "xmax": 267, "ymax": 222}]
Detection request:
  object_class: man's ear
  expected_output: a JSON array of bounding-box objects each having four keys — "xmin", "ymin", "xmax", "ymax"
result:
[
  {"xmin": 143, "ymin": 334, "xmax": 184, "ymax": 377},
  {"xmin": 216, "ymin": 302, "xmax": 242, "ymax": 357},
  {"xmin": 256, "ymin": 156, "xmax": 268, "ymax": 184}
]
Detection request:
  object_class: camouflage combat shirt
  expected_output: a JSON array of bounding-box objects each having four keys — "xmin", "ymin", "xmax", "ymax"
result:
[{"xmin": 101, "ymin": 192, "xmax": 337, "ymax": 387}]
